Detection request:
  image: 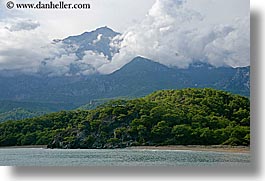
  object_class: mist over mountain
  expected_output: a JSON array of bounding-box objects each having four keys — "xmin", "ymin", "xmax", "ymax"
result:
[
  {"xmin": 36, "ymin": 26, "xmax": 120, "ymax": 76},
  {"xmin": 0, "ymin": 55, "xmax": 249, "ymax": 123},
  {"xmin": 0, "ymin": 56, "xmax": 249, "ymax": 104}
]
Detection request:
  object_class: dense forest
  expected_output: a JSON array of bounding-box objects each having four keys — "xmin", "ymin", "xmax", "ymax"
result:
[{"xmin": 0, "ymin": 88, "xmax": 250, "ymax": 148}]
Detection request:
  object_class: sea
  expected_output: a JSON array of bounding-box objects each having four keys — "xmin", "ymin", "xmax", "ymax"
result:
[{"xmin": 0, "ymin": 148, "xmax": 250, "ymax": 166}]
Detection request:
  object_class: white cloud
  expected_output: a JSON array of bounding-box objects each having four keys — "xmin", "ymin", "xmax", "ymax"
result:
[
  {"xmin": 82, "ymin": 51, "xmax": 109, "ymax": 70},
  {"xmin": 0, "ymin": 18, "xmax": 108, "ymax": 76},
  {"xmin": 0, "ymin": 0, "xmax": 250, "ymax": 76},
  {"xmin": 204, "ymin": 17, "xmax": 250, "ymax": 67},
  {"xmin": 5, "ymin": 19, "xmax": 40, "ymax": 31},
  {"xmin": 92, "ymin": 34, "xmax": 103, "ymax": 44},
  {"xmin": 12, "ymin": 0, "xmax": 156, "ymax": 39},
  {"xmin": 98, "ymin": 0, "xmax": 250, "ymax": 74},
  {"xmin": 0, "ymin": 19, "xmax": 54, "ymax": 74}
]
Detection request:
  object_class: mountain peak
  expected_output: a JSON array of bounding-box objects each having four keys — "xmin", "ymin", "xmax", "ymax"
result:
[
  {"xmin": 60, "ymin": 26, "xmax": 120, "ymax": 59},
  {"xmin": 112, "ymin": 56, "xmax": 171, "ymax": 76},
  {"xmin": 128, "ymin": 56, "xmax": 161, "ymax": 66},
  {"xmin": 131, "ymin": 56, "xmax": 152, "ymax": 62},
  {"xmin": 94, "ymin": 26, "xmax": 116, "ymax": 34},
  {"xmin": 63, "ymin": 26, "xmax": 119, "ymax": 43}
]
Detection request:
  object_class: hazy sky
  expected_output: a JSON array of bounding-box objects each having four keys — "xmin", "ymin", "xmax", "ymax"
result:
[
  {"xmin": 1, "ymin": 0, "xmax": 248, "ymax": 38},
  {"xmin": 0, "ymin": 0, "xmax": 250, "ymax": 75},
  {"xmin": 1, "ymin": 0, "xmax": 156, "ymax": 38}
]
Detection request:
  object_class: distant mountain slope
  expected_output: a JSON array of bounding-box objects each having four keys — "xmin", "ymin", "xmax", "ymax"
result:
[
  {"xmin": 221, "ymin": 66, "xmax": 250, "ymax": 96},
  {"xmin": 0, "ymin": 57, "xmax": 249, "ymax": 105},
  {"xmin": 0, "ymin": 100, "xmax": 76, "ymax": 114},
  {"xmin": 0, "ymin": 108, "xmax": 43, "ymax": 123},
  {"xmin": 107, "ymin": 57, "xmax": 249, "ymax": 97},
  {"xmin": 0, "ymin": 100, "xmax": 77, "ymax": 122}
]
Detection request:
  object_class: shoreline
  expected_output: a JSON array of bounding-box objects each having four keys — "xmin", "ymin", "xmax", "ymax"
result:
[
  {"xmin": 0, "ymin": 145, "xmax": 47, "ymax": 149},
  {"xmin": 0, "ymin": 145, "xmax": 250, "ymax": 153},
  {"xmin": 127, "ymin": 145, "xmax": 250, "ymax": 153}
]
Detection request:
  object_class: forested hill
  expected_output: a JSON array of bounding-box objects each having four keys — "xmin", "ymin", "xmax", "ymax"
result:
[{"xmin": 0, "ymin": 88, "xmax": 250, "ymax": 148}]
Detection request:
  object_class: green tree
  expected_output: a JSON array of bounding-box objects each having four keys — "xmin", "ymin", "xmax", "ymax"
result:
[
  {"xmin": 151, "ymin": 121, "xmax": 171, "ymax": 143},
  {"xmin": 172, "ymin": 125, "xmax": 193, "ymax": 145}
]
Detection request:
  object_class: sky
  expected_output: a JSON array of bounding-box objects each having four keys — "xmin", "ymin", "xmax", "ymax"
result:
[
  {"xmin": 0, "ymin": 0, "xmax": 156, "ymax": 38},
  {"xmin": 0, "ymin": 0, "xmax": 250, "ymax": 76}
]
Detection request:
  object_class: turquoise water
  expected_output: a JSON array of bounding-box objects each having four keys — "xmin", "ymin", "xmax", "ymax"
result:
[{"xmin": 0, "ymin": 148, "xmax": 250, "ymax": 166}]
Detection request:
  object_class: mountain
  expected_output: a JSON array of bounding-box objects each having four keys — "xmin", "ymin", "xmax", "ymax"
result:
[
  {"xmin": 221, "ymin": 66, "xmax": 250, "ymax": 95},
  {"xmin": 0, "ymin": 88, "xmax": 250, "ymax": 148},
  {"xmin": 109, "ymin": 58, "xmax": 250, "ymax": 97},
  {"xmin": 0, "ymin": 100, "xmax": 77, "ymax": 123},
  {"xmin": 0, "ymin": 57, "xmax": 250, "ymax": 104},
  {"xmin": 0, "ymin": 108, "xmax": 44, "ymax": 123},
  {"xmin": 61, "ymin": 26, "xmax": 120, "ymax": 59}
]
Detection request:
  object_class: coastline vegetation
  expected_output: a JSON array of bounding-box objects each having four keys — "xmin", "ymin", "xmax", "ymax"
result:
[{"xmin": 0, "ymin": 88, "xmax": 250, "ymax": 149}]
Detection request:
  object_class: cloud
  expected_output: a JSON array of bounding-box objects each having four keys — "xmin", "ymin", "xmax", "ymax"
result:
[
  {"xmin": 93, "ymin": 34, "xmax": 103, "ymax": 44},
  {"xmin": 6, "ymin": 19, "xmax": 40, "ymax": 32},
  {"xmin": 0, "ymin": 0, "xmax": 249, "ymax": 76},
  {"xmin": 39, "ymin": 50, "xmax": 110, "ymax": 76},
  {"xmin": 98, "ymin": 0, "xmax": 250, "ymax": 74},
  {"xmin": 204, "ymin": 17, "xmax": 250, "ymax": 67},
  {"xmin": 0, "ymin": 19, "xmax": 54, "ymax": 74},
  {"xmin": 0, "ymin": 18, "xmax": 107, "ymax": 76}
]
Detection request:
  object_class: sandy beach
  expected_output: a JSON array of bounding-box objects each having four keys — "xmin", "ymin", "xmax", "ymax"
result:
[
  {"xmin": 127, "ymin": 145, "xmax": 250, "ymax": 153},
  {"xmin": 0, "ymin": 145, "xmax": 47, "ymax": 149},
  {"xmin": 0, "ymin": 145, "xmax": 250, "ymax": 153}
]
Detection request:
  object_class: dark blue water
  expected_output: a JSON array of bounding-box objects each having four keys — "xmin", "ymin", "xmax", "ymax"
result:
[{"xmin": 0, "ymin": 148, "xmax": 250, "ymax": 166}]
